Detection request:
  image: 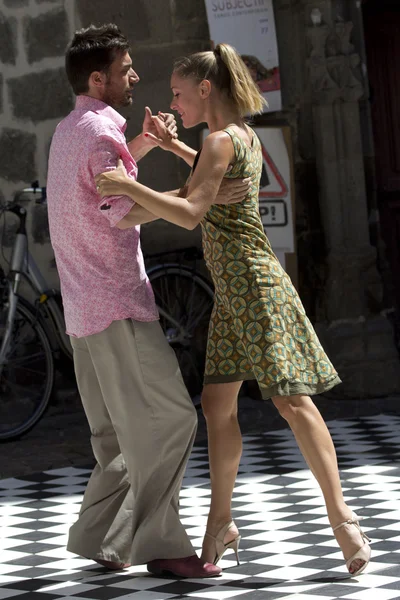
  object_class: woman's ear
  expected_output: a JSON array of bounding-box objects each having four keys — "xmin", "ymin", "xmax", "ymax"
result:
[{"xmin": 199, "ymin": 79, "xmax": 211, "ymax": 99}]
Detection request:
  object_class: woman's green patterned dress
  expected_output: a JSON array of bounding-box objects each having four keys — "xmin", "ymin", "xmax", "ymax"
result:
[{"xmin": 200, "ymin": 126, "xmax": 341, "ymax": 398}]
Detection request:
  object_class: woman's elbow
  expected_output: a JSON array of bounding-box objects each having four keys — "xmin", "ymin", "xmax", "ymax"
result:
[
  {"xmin": 115, "ymin": 217, "xmax": 133, "ymax": 229},
  {"xmin": 184, "ymin": 215, "xmax": 200, "ymax": 230}
]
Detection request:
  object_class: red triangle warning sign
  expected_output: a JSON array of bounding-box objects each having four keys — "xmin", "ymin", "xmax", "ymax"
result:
[{"xmin": 259, "ymin": 142, "xmax": 288, "ymax": 199}]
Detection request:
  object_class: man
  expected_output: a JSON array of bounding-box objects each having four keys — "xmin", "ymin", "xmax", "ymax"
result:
[{"xmin": 47, "ymin": 24, "xmax": 248, "ymax": 578}]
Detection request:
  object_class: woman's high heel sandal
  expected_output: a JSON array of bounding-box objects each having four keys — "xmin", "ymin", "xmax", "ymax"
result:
[
  {"xmin": 204, "ymin": 521, "xmax": 241, "ymax": 565},
  {"xmin": 332, "ymin": 513, "xmax": 371, "ymax": 577}
]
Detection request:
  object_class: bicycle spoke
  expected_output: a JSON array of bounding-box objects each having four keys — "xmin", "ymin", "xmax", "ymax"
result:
[
  {"xmin": 149, "ymin": 266, "xmax": 214, "ymax": 397},
  {"xmin": 6, "ymin": 352, "xmax": 49, "ymax": 369},
  {"xmin": 185, "ymin": 296, "xmax": 214, "ymax": 333},
  {"xmin": 0, "ymin": 302, "xmax": 54, "ymax": 440},
  {"xmin": 0, "ymin": 379, "xmax": 40, "ymax": 399}
]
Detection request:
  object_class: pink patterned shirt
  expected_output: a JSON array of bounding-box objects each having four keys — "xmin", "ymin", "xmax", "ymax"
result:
[{"xmin": 47, "ymin": 95, "xmax": 158, "ymax": 337}]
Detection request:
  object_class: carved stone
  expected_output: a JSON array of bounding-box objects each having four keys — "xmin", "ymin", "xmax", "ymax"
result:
[
  {"xmin": 306, "ymin": 8, "xmax": 400, "ymax": 395},
  {"xmin": 307, "ymin": 20, "xmax": 363, "ymax": 104}
]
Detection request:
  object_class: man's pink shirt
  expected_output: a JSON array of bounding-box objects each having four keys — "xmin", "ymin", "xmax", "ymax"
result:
[{"xmin": 47, "ymin": 95, "xmax": 158, "ymax": 337}]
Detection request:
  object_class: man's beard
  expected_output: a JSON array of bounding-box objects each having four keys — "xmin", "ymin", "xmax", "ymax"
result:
[{"xmin": 103, "ymin": 86, "xmax": 132, "ymax": 109}]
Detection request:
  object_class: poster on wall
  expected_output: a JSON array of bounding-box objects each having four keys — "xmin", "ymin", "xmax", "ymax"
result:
[{"xmin": 203, "ymin": 0, "xmax": 282, "ymax": 113}]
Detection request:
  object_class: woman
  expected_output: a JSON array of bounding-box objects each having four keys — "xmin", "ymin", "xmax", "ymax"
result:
[{"xmin": 96, "ymin": 44, "xmax": 371, "ymax": 576}]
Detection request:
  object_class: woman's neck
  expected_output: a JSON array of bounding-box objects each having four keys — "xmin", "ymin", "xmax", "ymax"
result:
[{"xmin": 206, "ymin": 100, "xmax": 243, "ymax": 133}]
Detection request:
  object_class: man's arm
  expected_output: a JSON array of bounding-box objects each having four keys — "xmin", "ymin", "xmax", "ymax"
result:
[
  {"xmin": 127, "ymin": 107, "xmax": 178, "ymax": 162},
  {"xmin": 147, "ymin": 117, "xmax": 197, "ymax": 167},
  {"xmin": 127, "ymin": 134, "xmax": 154, "ymax": 163}
]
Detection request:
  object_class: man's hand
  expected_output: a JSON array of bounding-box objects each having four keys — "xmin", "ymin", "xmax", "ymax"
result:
[
  {"xmin": 142, "ymin": 106, "xmax": 178, "ymax": 149},
  {"xmin": 214, "ymin": 177, "xmax": 252, "ymax": 205}
]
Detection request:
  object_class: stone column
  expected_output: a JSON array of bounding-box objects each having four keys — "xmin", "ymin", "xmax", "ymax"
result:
[{"xmin": 304, "ymin": 2, "xmax": 400, "ymax": 396}]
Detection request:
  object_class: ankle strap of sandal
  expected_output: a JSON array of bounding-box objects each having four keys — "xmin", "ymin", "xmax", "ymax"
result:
[
  {"xmin": 205, "ymin": 520, "xmax": 234, "ymax": 542},
  {"xmin": 332, "ymin": 516, "xmax": 371, "ymax": 542}
]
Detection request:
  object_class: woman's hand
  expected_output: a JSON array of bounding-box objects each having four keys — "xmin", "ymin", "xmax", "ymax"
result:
[
  {"xmin": 142, "ymin": 106, "xmax": 178, "ymax": 150},
  {"xmin": 95, "ymin": 158, "xmax": 130, "ymax": 197}
]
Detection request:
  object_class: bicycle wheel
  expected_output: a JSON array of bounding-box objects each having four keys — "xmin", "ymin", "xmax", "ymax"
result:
[
  {"xmin": 148, "ymin": 265, "xmax": 214, "ymax": 399},
  {"xmin": 0, "ymin": 300, "xmax": 54, "ymax": 441}
]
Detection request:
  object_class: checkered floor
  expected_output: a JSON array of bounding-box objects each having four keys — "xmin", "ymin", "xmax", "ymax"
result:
[{"xmin": 1, "ymin": 414, "xmax": 400, "ymax": 600}]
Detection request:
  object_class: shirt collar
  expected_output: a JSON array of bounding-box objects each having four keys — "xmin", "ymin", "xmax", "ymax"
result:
[{"xmin": 75, "ymin": 95, "xmax": 127, "ymax": 133}]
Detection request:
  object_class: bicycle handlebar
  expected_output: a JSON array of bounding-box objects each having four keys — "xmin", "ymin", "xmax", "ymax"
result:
[
  {"xmin": 21, "ymin": 187, "xmax": 46, "ymax": 194},
  {"xmin": 17, "ymin": 180, "xmax": 46, "ymax": 203},
  {"xmin": 7, "ymin": 181, "xmax": 47, "ymax": 207}
]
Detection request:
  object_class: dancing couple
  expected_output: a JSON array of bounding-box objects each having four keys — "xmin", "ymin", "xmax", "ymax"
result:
[{"xmin": 47, "ymin": 23, "xmax": 371, "ymax": 579}]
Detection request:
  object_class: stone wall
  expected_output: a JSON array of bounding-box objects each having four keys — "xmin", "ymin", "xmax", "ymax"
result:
[
  {"xmin": 0, "ymin": 0, "xmax": 75, "ymax": 288},
  {"xmin": 1, "ymin": 0, "xmax": 399, "ymax": 396},
  {"xmin": 73, "ymin": 0, "xmax": 210, "ymax": 257},
  {"xmin": 0, "ymin": 0, "xmax": 210, "ymax": 288},
  {"xmin": 0, "ymin": 0, "xmax": 324, "ymax": 295}
]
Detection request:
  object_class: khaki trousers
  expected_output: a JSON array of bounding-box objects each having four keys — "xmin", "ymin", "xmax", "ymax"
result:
[{"xmin": 67, "ymin": 319, "xmax": 197, "ymax": 566}]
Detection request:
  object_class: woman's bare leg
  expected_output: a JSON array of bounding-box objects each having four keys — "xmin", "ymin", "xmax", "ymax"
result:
[
  {"xmin": 272, "ymin": 394, "xmax": 367, "ymax": 574},
  {"xmin": 200, "ymin": 381, "xmax": 243, "ymax": 563}
]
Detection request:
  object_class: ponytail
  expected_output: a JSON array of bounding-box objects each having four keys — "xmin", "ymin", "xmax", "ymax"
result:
[
  {"xmin": 214, "ymin": 43, "xmax": 267, "ymax": 116},
  {"xmin": 173, "ymin": 43, "xmax": 267, "ymax": 117}
]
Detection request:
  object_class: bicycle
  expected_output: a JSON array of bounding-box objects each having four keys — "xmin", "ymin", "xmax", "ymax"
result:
[
  {"xmin": 0, "ymin": 184, "xmax": 214, "ymax": 441},
  {"xmin": 146, "ymin": 246, "xmax": 214, "ymax": 400}
]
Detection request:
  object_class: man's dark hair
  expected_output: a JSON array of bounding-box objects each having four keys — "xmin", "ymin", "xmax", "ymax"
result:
[{"xmin": 65, "ymin": 23, "xmax": 130, "ymax": 95}]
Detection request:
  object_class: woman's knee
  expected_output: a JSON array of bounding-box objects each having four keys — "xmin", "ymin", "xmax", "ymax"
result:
[
  {"xmin": 271, "ymin": 394, "xmax": 312, "ymax": 422},
  {"xmin": 201, "ymin": 383, "xmax": 240, "ymax": 422}
]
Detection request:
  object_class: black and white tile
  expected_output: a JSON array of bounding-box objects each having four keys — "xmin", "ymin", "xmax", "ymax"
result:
[{"xmin": 1, "ymin": 414, "xmax": 400, "ymax": 599}]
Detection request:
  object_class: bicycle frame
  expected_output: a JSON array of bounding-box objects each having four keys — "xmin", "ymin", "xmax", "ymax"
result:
[
  {"xmin": 0, "ymin": 190, "xmax": 71, "ymax": 370},
  {"xmin": 26, "ymin": 253, "xmax": 72, "ymax": 356}
]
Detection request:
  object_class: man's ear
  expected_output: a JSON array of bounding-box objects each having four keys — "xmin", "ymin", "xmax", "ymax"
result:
[{"xmin": 89, "ymin": 70, "xmax": 106, "ymax": 90}]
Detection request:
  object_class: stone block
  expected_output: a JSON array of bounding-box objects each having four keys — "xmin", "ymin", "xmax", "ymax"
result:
[
  {"xmin": 129, "ymin": 41, "xmax": 207, "ymax": 93},
  {"xmin": 173, "ymin": 18, "xmax": 210, "ymax": 41},
  {"xmin": 172, "ymin": 0, "xmax": 209, "ymax": 40},
  {"xmin": 315, "ymin": 317, "xmax": 400, "ymax": 398},
  {"xmin": 4, "ymin": 0, "xmax": 28, "ymax": 7},
  {"xmin": 0, "ymin": 13, "xmax": 17, "ymax": 65},
  {"xmin": 2, "ymin": 219, "xmax": 18, "ymax": 249},
  {"xmin": 0, "ymin": 74, "xmax": 3, "ymax": 113},
  {"xmin": 24, "ymin": 8, "xmax": 69, "ymax": 63},
  {"xmin": 173, "ymin": 0, "xmax": 207, "ymax": 22},
  {"xmin": 8, "ymin": 68, "xmax": 74, "ymax": 123},
  {"xmin": 336, "ymin": 359, "xmax": 400, "ymax": 398},
  {"xmin": 31, "ymin": 204, "xmax": 51, "ymax": 245},
  {"xmin": 0, "ymin": 128, "xmax": 36, "ymax": 183},
  {"xmin": 77, "ymin": 0, "xmax": 173, "ymax": 44},
  {"xmin": 121, "ymin": 41, "xmax": 207, "ymax": 139}
]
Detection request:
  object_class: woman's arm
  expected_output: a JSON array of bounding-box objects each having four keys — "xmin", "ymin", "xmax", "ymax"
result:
[
  {"xmin": 144, "ymin": 115, "xmax": 197, "ymax": 166},
  {"xmin": 96, "ymin": 132, "xmax": 235, "ymax": 230},
  {"xmin": 116, "ymin": 188, "xmax": 184, "ymax": 229},
  {"xmin": 127, "ymin": 107, "xmax": 178, "ymax": 162},
  {"xmin": 166, "ymin": 138, "xmax": 197, "ymax": 167}
]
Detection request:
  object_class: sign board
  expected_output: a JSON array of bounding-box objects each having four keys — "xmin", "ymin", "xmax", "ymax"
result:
[
  {"xmin": 254, "ymin": 127, "xmax": 294, "ymax": 255},
  {"xmin": 204, "ymin": 0, "xmax": 281, "ymax": 113}
]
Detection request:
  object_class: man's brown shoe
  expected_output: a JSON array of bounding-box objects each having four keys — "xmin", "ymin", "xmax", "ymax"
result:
[{"xmin": 147, "ymin": 554, "xmax": 222, "ymax": 578}]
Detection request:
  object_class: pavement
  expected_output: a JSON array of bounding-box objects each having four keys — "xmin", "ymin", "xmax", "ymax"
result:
[
  {"xmin": 1, "ymin": 413, "xmax": 400, "ymax": 600},
  {"xmin": 2, "ymin": 370, "xmax": 400, "ymax": 479}
]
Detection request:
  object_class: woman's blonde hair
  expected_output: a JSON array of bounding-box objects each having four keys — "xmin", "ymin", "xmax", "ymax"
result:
[{"xmin": 173, "ymin": 43, "xmax": 267, "ymax": 117}]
